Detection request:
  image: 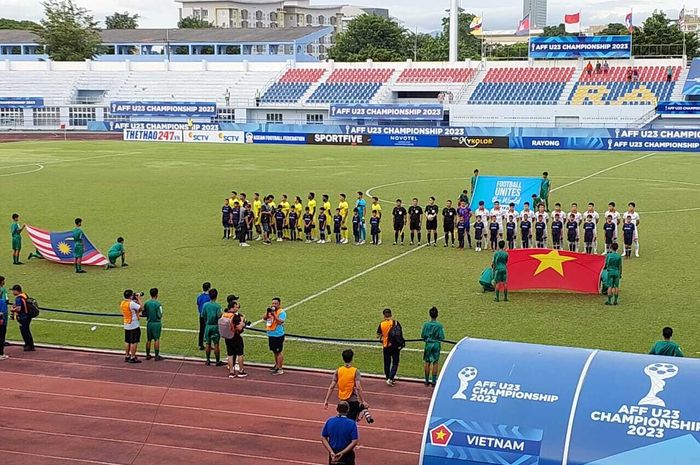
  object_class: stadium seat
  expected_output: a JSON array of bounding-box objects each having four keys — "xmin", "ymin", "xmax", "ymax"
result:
[
  {"xmin": 397, "ymin": 68, "xmax": 475, "ymax": 84},
  {"xmin": 468, "ymin": 67, "xmax": 574, "ymax": 105},
  {"xmin": 260, "ymin": 68, "xmax": 325, "ymax": 104},
  {"xmin": 307, "ymin": 68, "xmax": 394, "ymax": 104},
  {"xmin": 569, "ymin": 66, "xmax": 680, "ymax": 105}
]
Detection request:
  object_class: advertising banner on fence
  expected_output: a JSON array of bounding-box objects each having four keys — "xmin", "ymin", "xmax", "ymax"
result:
[
  {"xmin": 470, "ymin": 175, "xmax": 542, "ymax": 210},
  {"xmin": 529, "ymin": 35, "xmax": 632, "ymax": 59},
  {"xmin": 123, "ymin": 129, "xmax": 183, "ymax": 142},
  {"xmin": 656, "ymin": 101, "xmax": 700, "ymax": 115},
  {"xmin": 244, "ymin": 132, "xmax": 307, "ymax": 144},
  {"xmin": 306, "ymin": 133, "xmax": 372, "ymax": 146},
  {"xmin": 330, "ymin": 104, "xmax": 444, "ymax": 121},
  {"xmin": 440, "ymin": 135, "xmax": 509, "ymax": 149},
  {"xmin": 0, "ymin": 97, "xmax": 44, "ymax": 108},
  {"xmin": 106, "ymin": 121, "xmax": 222, "ymax": 132},
  {"xmin": 110, "ymin": 101, "xmax": 217, "ymax": 117},
  {"xmin": 345, "ymin": 125, "xmax": 467, "ymax": 136},
  {"xmin": 370, "ymin": 134, "xmax": 439, "ymax": 147},
  {"xmin": 421, "ymin": 338, "xmax": 700, "ymax": 465},
  {"xmin": 183, "ymin": 130, "xmax": 244, "ymax": 144}
]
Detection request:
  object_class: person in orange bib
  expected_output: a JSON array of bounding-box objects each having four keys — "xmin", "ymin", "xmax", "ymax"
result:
[{"xmin": 323, "ymin": 349, "xmax": 372, "ymax": 424}]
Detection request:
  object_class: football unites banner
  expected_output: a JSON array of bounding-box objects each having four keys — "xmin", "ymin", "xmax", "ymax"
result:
[
  {"xmin": 507, "ymin": 248, "xmax": 605, "ymax": 294},
  {"xmin": 421, "ymin": 338, "xmax": 700, "ymax": 465},
  {"xmin": 470, "ymin": 176, "xmax": 542, "ymax": 211},
  {"xmin": 25, "ymin": 225, "xmax": 108, "ymax": 266}
]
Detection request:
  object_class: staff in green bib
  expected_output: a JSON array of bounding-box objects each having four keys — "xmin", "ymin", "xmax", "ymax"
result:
[
  {"xmin": 106, "ymin": 237, "xmax": 128, "ymax": 269},
  {"xmin": 540, "ymin": 172, "xmax": 552, "ymax": 212},
  {"xmin": 72, "ymin": 218, "xmax": 86, "ymax": 273},
  {"xmin": 421, "ymin": 307, "xmax": 445, "ymax": 387},
  {"xmin": 144, "ymin": 288, "xmax": 164, "ymax": 361},
  {"xmin": 492, "ymin": 240, "xmax": 509, "ymax": 302},
  {"xmin": 11, "ymin": 214, "xmax": 25, "ymax": 265},
  {"xmin": 604, "ymin": 242, "xmax": 622, "ymax": 305}
]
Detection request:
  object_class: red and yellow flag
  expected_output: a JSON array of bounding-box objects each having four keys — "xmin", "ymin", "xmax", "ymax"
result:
[{"xmin": 507, "ymin": 249, "xmax": 605, "ymax": 294}]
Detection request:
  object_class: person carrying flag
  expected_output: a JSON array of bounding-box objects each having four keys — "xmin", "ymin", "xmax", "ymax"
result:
[
  {"xmin": 72, "ymin": 218, "xmax": 86, "ymax": 273},
  {"xmin": 492, "ymin": 240, "xmax": 509, "ymax": 302},
  {"xmin": 604, "ymin": 243, "xmax": 622, "ymax": 306},
  {"xmin": 106, "ymin": 237, "xmax": 128, "ymax": 269},
  {"xmin": 10, "ymin": 213, "xmax": 25, "ymax": 265}
]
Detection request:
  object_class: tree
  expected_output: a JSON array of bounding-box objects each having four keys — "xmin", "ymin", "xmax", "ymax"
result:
[
  {"xmin": 0, "ymin": 18, "xmax": 43, "ymax": 33},
  {"xmin": 633, "ymin": 11, "xmax": 698, "ymax": 58},
  {"xmin": 39, "ymin": 0, "xmax": 102, "ymax": 61},
  {"xmin": 105, "ymin": 11, "xmax": 139, "ymax": 29},
  {"xmin": 178, "ymin": 16, "xmax": 213, "ymax": 28},
  {"xmin": 541, "ymin": 24, "xmax": 576, "ymax": 37},
  {"xmin": 599, "ymin": 23, "xmax": 632, "ymax": 36},
  {"xmin": 329, "ymin": 14, "xmax": 409, "ymax": 62},
  {"xmin": 414, "ymin": 12, "xmax": 483, "ymax": 61}
]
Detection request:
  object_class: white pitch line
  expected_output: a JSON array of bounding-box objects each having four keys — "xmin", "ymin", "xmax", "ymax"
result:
[
  {"xmin": 33, "ymin": 317, "xmax": 448, "ymax": 354},
  {"xmin": 552, "ymin": 152, "xmax": 656, "ymax": 192},
  {"xmin": 0, "ymin": 164, "xmax": 44, "ymax": 177}
]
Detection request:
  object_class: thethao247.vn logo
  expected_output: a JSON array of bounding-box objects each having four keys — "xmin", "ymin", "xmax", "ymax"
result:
[{"xmin": 451, "ymin": 366, "xmax": 559, "ymax": 404}]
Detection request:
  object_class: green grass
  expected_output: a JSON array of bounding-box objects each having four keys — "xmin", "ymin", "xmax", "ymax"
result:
[{"xmin": 1, "ymin": 141, "xmax": 699, "ymax": 376}]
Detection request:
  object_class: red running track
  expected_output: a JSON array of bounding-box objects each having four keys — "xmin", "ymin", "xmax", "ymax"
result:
[{"xmin": 0, "ymin": 346, "xmax": 431, "ymax": 465}]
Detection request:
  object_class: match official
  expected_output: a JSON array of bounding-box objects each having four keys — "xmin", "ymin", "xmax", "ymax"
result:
[{"xmin": 196, "ymin": 282, "xmax": 211, "ymax": 350}]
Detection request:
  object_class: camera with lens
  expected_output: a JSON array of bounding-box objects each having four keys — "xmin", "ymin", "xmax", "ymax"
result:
[
  {"xmin": 132, "ymin": 291, "xmax": 144, "ymax": 300},
  {"xmin": 266, "ymin": 306, "xmax": 275, "ymax": 314}
]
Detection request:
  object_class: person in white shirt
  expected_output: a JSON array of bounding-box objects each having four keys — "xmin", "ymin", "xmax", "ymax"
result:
[
  {"xmin": 585, "ymin": 202, "xmax": 600, "ymax": 253},
  {"xmin": 120, "ymin": 289, "xmax": 143, "ymax": 364},
  {"xmin": 520, "ymin": 202, "xmax": 533, "ymax": 223},
  {"xmin": 623, "ymin": 202, "xmax": 640, "ymax": 257},
  {"xmin": 473, "ymin": 201, "xmax": 489, "ymax": 228},
  {"xmin": 490, "ymin": 201, "xmax": 505, "ymax": 232},
  {"xmin": 505, "ymin": 203, "xmax": 519, "ymax": 226}
]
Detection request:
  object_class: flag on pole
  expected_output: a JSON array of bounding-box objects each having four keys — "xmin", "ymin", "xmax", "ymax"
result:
[
  {"xmin": 25, "ymin": 225, "xmax": 108, "ymax": 266},
  {"xmin": 564, "ymin": 12, "xmax": 581, "ymax": 33},
  {"xmin": 506, "ymin": 249, "xmax": 605, "ymax": 294},
  {"xmin": 470, "ymin": 16, "xmax": 483, "ymax": 35},
  {"xmin": 679, "ymin": 7, "xmax": 686, "ymax": 29},
  {"xmin": 515, "ymin": 14, "xmax": 530, "ymax": 36},
  {"xmin": 625, "ymin": 11, "xmax": 633, "ymax": 33}
]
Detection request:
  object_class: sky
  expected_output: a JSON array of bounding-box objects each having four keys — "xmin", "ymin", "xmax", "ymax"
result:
[{"xmin": 0, "ymin": 0, "xmax": 686, "ymax": 33}]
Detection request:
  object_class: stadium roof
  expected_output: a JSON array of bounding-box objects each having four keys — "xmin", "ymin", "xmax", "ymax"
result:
[{"xmin": 0, "ymin": 27, "xmax": 332, "ymax": 44}]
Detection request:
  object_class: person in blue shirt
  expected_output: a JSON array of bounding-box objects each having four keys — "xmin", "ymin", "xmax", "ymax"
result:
[
  {"xmin": 356, "ymin": 192, "xmax": 367, "ymax": 245},
  {"xmin": 262, "ymin": 297, "xmax": 286, "ymax": 375},
  {"xmin": 351, "ymin": 208, "xmax": 361, "ymax": 245},
  {"xmin": 370, "ymin": 210, "xmax": 381, "ymax": 245},
  {"xmin": 318, "ymin": 207, "xmax": 328, "ymax": 244},
  {"xmin": 473, "ymin": 215, "xmax": 485, "ymax": 252},
  {"xmin": 0, "ymin": 276, "xmax": 7, "ymax": 359},
  {"xmin": 488, "ymin": 215, "xmax": 500, "ymax": 251},
  {"xmin": 505, "ymin": 215, "xmax": 517, "ymax": 250},
  {"xmin": 566, "ymin": 213, "xmax": 579, "ymax": 252},
  {"xmin": 622, "ymin": 216, "xmax": 635, "ymax": 258},
  {"xmin": 274, "ymin": 207, "xmax": 286, "ymax": 242},
  {"xmin": 535, "ymin": 215, "xmax": 546, "ymax": 248},
  {"xmin": 196, "ymin": 282, "xmax": 211, "ymax": 351},
  {"xmin": 520, "ymin": 214, "xmax": 532, "ymax": 248},
  {"xmin": 551, "ymin": 213, "xmax": 563, "ymax": 250},
  {"xmin": 583, "ymin": 214, "xmax": 596, "ymax": 254},
  {"xmin": 333, "ymin": 209, "xmax": 343, "ymax": 244},
  {"xmin": 221, "ymin": 199, "xmax": 232, "ymax": 240},
  {"xmin": 603, "ymin": 215, "xmax": 616, "ymax": 254},
  {"xmin": 321, "ymin": 401, "xmax": 359, "ymax": 465},
  {"xmin": 288, "ymin": 209, "xmax": 299, "ymax": 242}
]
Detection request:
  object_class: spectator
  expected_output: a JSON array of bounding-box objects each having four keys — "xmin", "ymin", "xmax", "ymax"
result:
[
  {"xmin": 255, "ymin": 89, "xmax": 261, "ymax": 107},
  {"xmin": 321, "ymin": 402, "xmax": 359, "ymax": 465},
  {"xmin": 595, "ymin": 61, "xmax": 601, "ymax": 74},
  {"xmin": 602, "ymin": 61, "xmax": 609, "ymax": 74},
  {"xmin": 263, "ymin": 297, "xmax": 286, "ymax": 375},
  {"xmin": 144, "ymin": 287, "xmax": 164, "ymax": 361},
  {"xmin": 11, "ymin": 284, "xmax": 34, "ymax": 351},
  {"xmin": 585, "ymin": 62, "xmax": 593, "ymax": 77},
  {"xmin": 224, "ymin": 296, "xmax": 247, "ymax": 378},
  {"xmin": 324, "ymin": 349, "xmax": 370, "ymax": 423},
  {"xmin": 632, "ymin": 68, "xmax": 639, "ymax": 82},
  {"xmin": 121, "ymin": 289, "xmax": 143, "ymax": 363},
  {"xmin": 0, "ymin": 276, "xmax": 8, "ymax": 360},
  {"xmin": 224, "ymin": 88, "xmax": 231, "ymax": 106},
  {"xmin": 626, "ymin": 67, "xmax": 633, "ymax": 82},
  {"xmin": 377, "ymin": 308, "xmax": 401, "ymax": 386},
  {"xmin": 202, "ymin": 288, "xmax": 224, "ymax": 366},
  {"xmin": 649, "ymin": 327, "xmax": 684, "ymax": 357},
  {"xmin": 421, "ymin": 307, "xmax": 445, "ymax": 387},
  {"xmin": 197, "ymin": 282, "xmax": 211, "ymax": 350},
  {"xmin": 666, "ymin": 65, "xmax": 674, "ymax": 83},
  {"xmin": 187, "ymin": 117, "xmax": 194, "ymax": 131}
]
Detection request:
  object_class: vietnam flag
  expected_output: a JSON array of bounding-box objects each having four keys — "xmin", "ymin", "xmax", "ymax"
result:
[{"xmin": 507, "ymin": 249, "xmax": 604, "ymax": 294}]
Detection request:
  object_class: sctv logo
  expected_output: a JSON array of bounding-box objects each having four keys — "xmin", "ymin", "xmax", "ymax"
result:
[
  {"xmin": 192, "ymin": 133, "xmax": 209, "ymax": 141},
  {"xmin": 219, "ymin": 132, "xmax": 241, "ymax": 143}
]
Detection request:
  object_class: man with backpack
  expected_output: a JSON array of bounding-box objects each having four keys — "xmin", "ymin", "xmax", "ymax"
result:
[
  {"xmin": 220, "ymin": 296, "xmax": 247, "ymax": 378},
  {"xmin": 376, "ymin": 308, "xmax": 404, "ymax": 386},
  {"xmin": 11, "ymin": 284, "xmax": 36, "ymax": 351}
]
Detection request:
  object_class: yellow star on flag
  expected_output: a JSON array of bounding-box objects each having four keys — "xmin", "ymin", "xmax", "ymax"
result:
[
  {"xmin": 436, "ymin": 430, "xmax": 447, "ymax": 440},
  {"xmin": 530, "ymin": 250, "xmax": 576, "ymax": 276}
]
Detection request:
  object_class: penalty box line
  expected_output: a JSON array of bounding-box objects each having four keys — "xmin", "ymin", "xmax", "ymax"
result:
[{"xmin": 252, "ymin": 151, "xmax": 656, "ymax": 323}]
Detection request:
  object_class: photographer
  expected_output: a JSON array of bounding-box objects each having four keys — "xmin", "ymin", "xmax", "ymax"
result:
[
  {"xmin": 120, "ymin": 289, "xmax": 143, "ymax": 363},
  {"xmin": 222, "ymin": 296, "xmax": 247, "ymax": 378},
  {"xmin": 324, "ymin": 349, "xmax": 372, "ymax": 425},
  {"xmin": 263, "ymin": 297, "xmax": 286, "ymax": 375},
  {"xmin": 321, "ymin": 402, "xmax": 359, "ymax": 465},
  {"xmin": 11, "ymin": 284, "xmax": 35, "ymax": 351}
]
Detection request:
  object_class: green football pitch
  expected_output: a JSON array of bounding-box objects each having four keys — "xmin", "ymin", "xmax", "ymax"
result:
[{"xmin": 1, "ymin": 141, "xmax": 698, "ymax": 375}]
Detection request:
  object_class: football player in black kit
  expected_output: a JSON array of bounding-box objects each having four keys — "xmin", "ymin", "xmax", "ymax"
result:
[
  {"xmin": 442, "ymin": 200, "xmax": 457, "ymax": 247},
  {"xmin": 408, "ymin": 198, "xmax": 423, "ymax": 245},
  {"xmin": 505, "ymin": 215, "xmax": 517, "ymax": 249},
  {"xmin": 425, "ymin": 197, "xmax": 439, "ymax": 247},
  {"xmin": 474, "ymin": 214, "xmax": 485, "ymax": 252},
  {"xmin": 520, "ymin": 214, "xmax": 532, "ymax": 248},
  {"xmin": 551, "ymin": 213, "xmax": 563, "ymax": 250},
  {"xmin": 583, "ymin": 214, "xmax": 596, "ymax": 254},
  {"xmin": 535, "ymin": 214, "xmax": 546, "ymax": 248},
  {"xmin": 392, "ymin": 199, "xmax": 407, "ymax": 245},
  {"xmin": 222, "ymin": 199, "xmax": 232, "ymax": 239}
]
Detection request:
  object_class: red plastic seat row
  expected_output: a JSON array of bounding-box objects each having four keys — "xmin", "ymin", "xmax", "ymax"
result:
[
  {"xmin": 279, "ymin": 68, "xmax": 325, "ymax": 83},
  {"xmin": 483, "ymin": 67, "xmax": 574, "ymax": 83},
  {"xmin": 397, "ymin": 68, "xmax": 475, "ymax": 83},
  {"xmin": 578, "ymin": 66, "xmax": 680, "ymax": 82},
  {"xmin": 326, "ymin": 68, "xmax": 394, "ymax": 83}
]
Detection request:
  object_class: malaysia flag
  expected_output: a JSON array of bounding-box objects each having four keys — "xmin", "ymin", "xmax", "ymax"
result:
[
  {"xmin": 565, "ymin": 12, "xmax": 581, "ymax": 33},
  {"xmin": 26, "ymin": 225, "xmax": 108, "ymax": 266}
]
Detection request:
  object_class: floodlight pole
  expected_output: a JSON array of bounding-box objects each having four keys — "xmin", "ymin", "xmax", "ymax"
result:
[{"xmin": 448, "ymin": 0, "xmax": 459, "ymax": 62}]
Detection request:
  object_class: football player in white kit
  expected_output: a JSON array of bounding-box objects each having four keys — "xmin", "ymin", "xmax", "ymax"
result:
[
  {"xmin": 520, "ymin": 202, "xmax": 533, "ymax": 224},
  {"xmin": 623, "ymin": 202, "xmax": 640, "ymax": 257},
  {"xmin": 603, "ymin": 202, "xmax": 621, "ymax": 253},
  {"xmin": 585, "ymin": 202, "xmax": 600, "ymax": 253},
  {"xmin": 490, "ymin": 200, "xmax": 506, "ymax": 233},
  {"xmin": 505, "ymin": 202, "xmax": 519, "ymax": 227}
]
